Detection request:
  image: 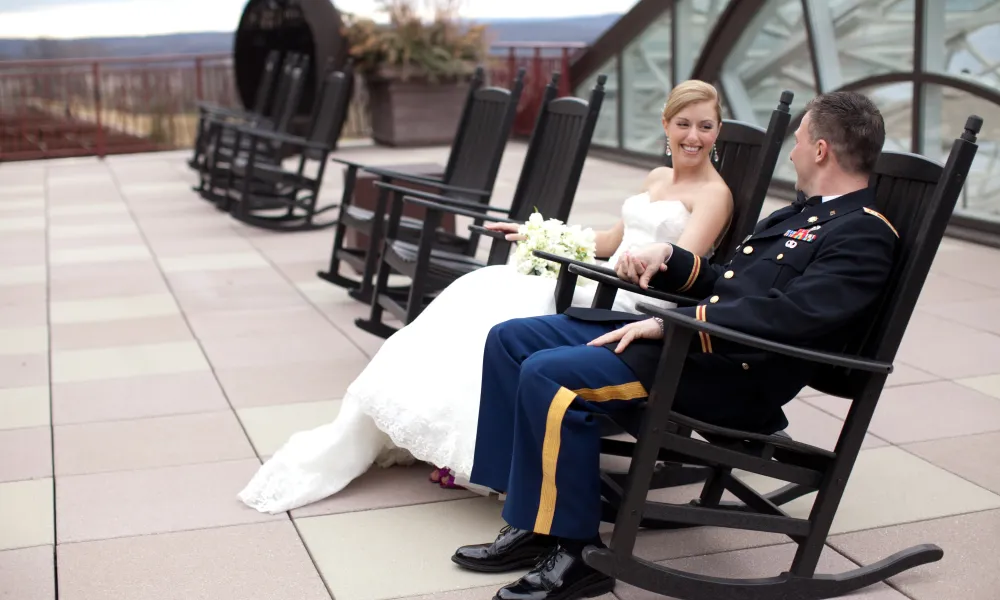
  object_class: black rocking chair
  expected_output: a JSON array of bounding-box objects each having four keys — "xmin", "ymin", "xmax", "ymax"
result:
[
  {"xmin": 195, "ymin": 55, "xmax": 308, "ymax": 206},
  {"xmin": 188, "ymin": 49, "xmax": 283, "ymax": 172},
  {"xmin": 524, "ymin": 90, "xmax": 795, "ymax": 314},
  {"xmin": 223, "ymin": 66, "xmax": 355, "ymax": 231},
  {"xmin": 566, "ymin": 115, "xmax": 984, "ymax": 600},
  {"xmin": 353, "ymin": 73, "xmax": 608, "ymax": 339},
  {"xmin": 316, "ymin": 66, "xmax": 526, "ymax": 302}
]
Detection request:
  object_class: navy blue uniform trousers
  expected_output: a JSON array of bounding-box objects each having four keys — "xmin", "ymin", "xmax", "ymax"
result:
[{"xmin": 469, "ymin": 314, "xmax": 646, "ymax": 541}]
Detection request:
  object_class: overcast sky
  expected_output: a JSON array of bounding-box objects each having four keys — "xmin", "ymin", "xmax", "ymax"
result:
[{"xmin": 0, "ymin": 0, "xmax": 637, "ymax": 38}]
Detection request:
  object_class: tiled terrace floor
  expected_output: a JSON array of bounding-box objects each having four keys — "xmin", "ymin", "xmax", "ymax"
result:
[{"xmin": 1, "ymin": 142, "xmax": 1000, "ymax": 600}]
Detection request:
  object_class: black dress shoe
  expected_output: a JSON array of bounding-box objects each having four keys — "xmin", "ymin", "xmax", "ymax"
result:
[
  {"xmin": 494, "ymin": 545, "xmax": 614, "ymax": 600},
  {"xmin": 452, "ymin": 525, "xmax": 558, "ymax": 573}
]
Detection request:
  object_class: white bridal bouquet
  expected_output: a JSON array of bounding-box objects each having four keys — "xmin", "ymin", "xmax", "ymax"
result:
[{"xmin": 511, "ymin": 211, "xmax": 598, "ymax": 281}]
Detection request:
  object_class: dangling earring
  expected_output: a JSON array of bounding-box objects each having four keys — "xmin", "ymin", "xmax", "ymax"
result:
[
  {"xmin": 712, "ymin": 144, "xmax": 719, "ymax": 162},
  {"xmin": 665, "ymin": 136, "xmax": 672, "ymax": 157}
]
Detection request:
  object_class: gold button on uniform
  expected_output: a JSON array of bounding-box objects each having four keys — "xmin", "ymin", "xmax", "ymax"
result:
[
  {"xmin": 743, "ymin": 246, "xmax": 754, "ymax": 255},
  {"xmin": 724, "ymin": 270, "xmax": 734, "ymax": 279},
  {"xmin": 710, "ymin": 295, "xmax": 719, "ymax": 303},
  {"xmin": 776, "ymin": 253, "xmax": 784, "ymax": 260},
  {"xmin": 807, "ymin": 216, "xmax": 819, "ymax": 223}
]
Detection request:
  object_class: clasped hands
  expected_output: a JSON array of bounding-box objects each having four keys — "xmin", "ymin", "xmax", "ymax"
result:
[{"xmin": 588, "ymin": 242, "xmax": 673, "ymax": 353}]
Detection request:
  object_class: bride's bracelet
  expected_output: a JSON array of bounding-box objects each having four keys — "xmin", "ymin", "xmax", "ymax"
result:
[{"xmin": 653, "ymin": 317, "xmax": 664, "ymax": 335}]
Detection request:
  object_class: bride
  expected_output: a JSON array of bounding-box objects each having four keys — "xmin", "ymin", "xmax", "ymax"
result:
[{"xmin": 240, "ymin": 80, "xmax": 734, "ymax": 513}]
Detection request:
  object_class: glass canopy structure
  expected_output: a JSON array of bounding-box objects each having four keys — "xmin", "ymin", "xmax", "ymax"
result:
[{"xmin": 571, "ymin": 0, "xmax": 1000, "ymax": 232}]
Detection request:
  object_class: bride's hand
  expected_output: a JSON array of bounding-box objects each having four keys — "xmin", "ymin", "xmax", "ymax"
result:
[
  {"xmin": 485, "ymin": 222, "xmax": 526, "ymax": 241},
  {"xmin": 587, "ymin": 318, "xmax": 664, "ymax": 353},
  {"xmin": 616, "ymin": 243, "xmax": 673, "ymax": 289}
]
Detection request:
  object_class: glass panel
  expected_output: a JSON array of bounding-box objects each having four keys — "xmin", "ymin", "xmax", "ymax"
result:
[
  {"xmin": 621, "ymin": 10, "xmax": 672, "ymax": 154},
  {"xmin": 923, "ymin": 84, "xmax": 1000, "ymax": 222},
  {"xmin": 720, "ymin": 0, "xmax": 817, "ymax": 128},
  {"xmin": 574, "ymin": 57, "xmax": 619, "ymax": 148},
  {"xmin": 674, "ymin": 0, "xmax": 729, "ymax": 80},
  {"xmin": 926, "ymin": 0, "xmax": 1000, "ymax": 91},
  {"xmin": 772, "ymin": 82, "xmax": 913, "ymax": 184},
  {"xmin": 825, "ymin": 0, "xmax": 915, "ymax": 82}
]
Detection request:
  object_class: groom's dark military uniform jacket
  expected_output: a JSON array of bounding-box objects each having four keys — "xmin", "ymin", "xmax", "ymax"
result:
[{"xmin": 565, "ymin": 187, "xmax": 900, "ymax": 433}]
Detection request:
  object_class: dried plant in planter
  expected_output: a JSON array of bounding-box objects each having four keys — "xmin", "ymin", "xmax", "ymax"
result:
[{"xmin": 341, "ymin": 0, "xmax": 491, "ymax": 83}]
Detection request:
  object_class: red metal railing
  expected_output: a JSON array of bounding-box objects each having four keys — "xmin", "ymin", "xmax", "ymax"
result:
[{"xmin": 0, "ymin": 43, "xmax": 587, "ymax": 162}]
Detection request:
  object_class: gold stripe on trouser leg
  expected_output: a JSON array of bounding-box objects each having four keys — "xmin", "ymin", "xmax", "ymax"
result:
[{"xmin": 533, "ymin": 381, "xmax": 649, "ymax": 535}]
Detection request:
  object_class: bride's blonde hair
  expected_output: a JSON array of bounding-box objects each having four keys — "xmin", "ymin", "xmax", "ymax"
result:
[{"xmin": 661, "ymin": 80, "xmax": 722, "ymax": 123}]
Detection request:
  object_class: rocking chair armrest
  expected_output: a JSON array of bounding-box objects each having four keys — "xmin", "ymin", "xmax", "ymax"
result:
[
  {"xmin": 329, "ymin": 158, "xmax": 446, "ymax": 184},
  {"xmin": 230, "ymin": 125, "xmax": 329, "ymax": 151},
  {"xmin": 637, "ymin": 304, "xmax": 894, "ymax": 374},
  {"xmin": 566, "ymin": 264, "xmax": 701, "ymax": 307},
  {"xmin": 374, "ymin": 182, "xmax": 511, "ymax": 214},
  {"xmin": 365, "ymin": 168, "xmax": 492, "ymax": 198},
  {"xmin": 197, "ymin": 103, "xmax": 256, "ymax": 120},
  {"xmin": 468, "ymin": 225, "xmax": 507, "ymax": 240},
  {"xmin": 401, "ymin": 195, "xmax": 519, "ymax": 224},
  {"xmin": 532, "ymin": 251, "xmax": 619, "ymax": 278}
]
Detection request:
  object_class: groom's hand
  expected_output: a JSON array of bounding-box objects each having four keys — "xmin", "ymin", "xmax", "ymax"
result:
[
  {"xmin": 615, "ymin": 243, "xmax": 673, "ymax": 289},
  {"xmin": 588, "ymin": 318, "xmax": 664, "ymax": 353}
]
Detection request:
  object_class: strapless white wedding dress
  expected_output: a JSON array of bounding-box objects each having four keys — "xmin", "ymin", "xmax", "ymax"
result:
[{"xmin": 239, "ymin": 193, "xmax": 693, "ymax": 513}]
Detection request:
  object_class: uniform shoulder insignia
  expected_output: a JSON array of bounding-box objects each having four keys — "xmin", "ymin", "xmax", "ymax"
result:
[{"xmin": 862, "ymin": 207, "xmax": 899, "ymax": 238}]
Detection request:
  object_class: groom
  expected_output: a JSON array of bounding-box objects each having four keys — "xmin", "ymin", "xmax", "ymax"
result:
[{"xmin": 449, "ymin": 91, "xmax": 900, "ymax": 600}]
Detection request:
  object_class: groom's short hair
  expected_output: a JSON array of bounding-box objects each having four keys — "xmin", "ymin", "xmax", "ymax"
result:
[{"xmin": 803, "ymin": 91, "xmax": 885, "ymax": 176}]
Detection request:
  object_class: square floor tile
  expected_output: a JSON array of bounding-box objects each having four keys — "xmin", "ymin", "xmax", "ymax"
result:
[
  {"xmin": 803, "ymin": 381, "xmax": 1000, "ymax": 444},
  {"xmin": 48, "ymin": 261, "xmax": 168, "ymax": 301},
  {"xmin": 54, "ymin": 411, "xmax": 256, "ymax": 476},
  {"xmin": 0, "ymin": 217, "xmax": 44, "ymax": 232},
  {"xmin": 49, "ymin": 222, "xmax": 141, "ymax": 239},
  {"xmin": 56, "ymin": 521, "xmax": 330, "ymax": 600},
  {"xmin": 781, "ymin": 399, "xmax": 887, "ymax": 451},
  {"xmin": 0, "ymin": 354, "xmax": 49, "ymax": 390},
  {"xmin": 51, "ymin": 341, "xmax": 210, "ymax": 383},
  {"xmin": 50, "ymin": 293, "xmax": 180, "ymax": 324},
  {"xmin": 957, "ymin": 374, "xmax": 1000, "ymax": 399},
  {"xmin": 0, "ymin": 327, "xmax": 48, "ymax": 356},
  {"xmin": 896, "ymin": 313, "xmax": 1000, "ymax": 379},
  {"xmin": 237, "ymin": 400, "xmax": 341, "ymax": 457},
  {"xmin": 0, "ymin": 427, "xmax": 51, "ymax": 482},
  {"xmin": 0, "ymin": 386, "xmax": 50, "ymax": 430},
  {"xmin": 215, "ymin": 358, "xmax": 368, "ymax": 408},
  {"xmin": 47, "ymin": 233, "xmax": 147, "ymax": 253},
  {"xmin": 148, "ymin": 236, "xmax": 257, "ymax": 258},
  {"xmin": 0, "ymin": 478, "xmax": 53, "ymax": 550},
  {"xmin": 0, "ymin": 302, "xmax": 46, "ymax": 328},
  {"xmin": 297, "ymin": 497, "xmax": 518, "ymax": 600},
  {"xmin": 185, "ymin": 306, "xmax": 334, "ymax": 340},
  {"xmin": 737, "ymin": 446, "xmax": 1000, "ymax": 535},
  {"xmin": 159, "ymin": 252, "xmax": 271, "ymax": 273},
  {"xmin": 0, "ymin": 282, "xmax": 46, "ymax": 307},
  {"xmin": 49, "ymin": 244, "xmax": 152, "ymax": 265},
  {"xmin": 197, "ymin": 330, "xmax": 363, "ymax": 369},
  {"xmin": 0, "ymin": 265, "xmax": 45, "ymax": 287},
  {"xmin": 831, "ymin": 509, "xmax": 1000, "ymax": 600},
  {"xmin": 291, "ymin": 463, "xmax": 481, "ymax": 518},
  {"xmin": 52, "ymin": 371, "xmax": 229, "ymax": 425},
  {"xmin": 0, "ymin": 198, "xmax": 44, "ymax": 212},
  {"xmin": 55, "ymin": 459, "xmax": 280, "ymax": 543},
  {"xmin": 0, "ymin": 545, "xmax": 55, "ymax": 600},
  {"xmin": 47, "ymin": 202, "xmax": 128, "ymax": 217},
  {"xmin": 615, "ymin": 543, "xmax": 908, "ymax": 600},
  {"xmin": 164, "ymin": 265, "xmax": 289, "ymax": 291},
  {"xmin": 51, "ymin": 314, "xmax": 193, "ymax": 351},
  {"xmin": 903, "ymin": 431, "xmax": 1000, "ymax": 495}
]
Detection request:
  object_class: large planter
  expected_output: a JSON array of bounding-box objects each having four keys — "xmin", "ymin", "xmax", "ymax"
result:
[{"xmin": 366, "ymin": 76, "xmax": 471, "ymax": 147}]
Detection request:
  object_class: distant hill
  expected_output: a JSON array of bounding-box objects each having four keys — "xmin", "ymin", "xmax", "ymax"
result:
[{"xmin": 0, "ymin": 14, "xmax": 620, "ymax": 60}]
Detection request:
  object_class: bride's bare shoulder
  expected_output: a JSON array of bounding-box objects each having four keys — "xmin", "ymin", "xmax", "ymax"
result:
[{"xmin": 642, "ymin": 166, "xmax": 673, "ymax": 190}]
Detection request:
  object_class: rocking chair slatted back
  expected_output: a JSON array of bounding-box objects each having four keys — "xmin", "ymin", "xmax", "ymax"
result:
[
  {"xmin": 445, "ymin": 80, "xmax": 526, "ymax": 194},
  {"xmin": 510, "ymin": 74, "xmax": 607, "ymax": 223},
  {"xmin": 302, "ymin": 66, "xmax": 354, "ymax": 160},
  {"xmin": 809, "ymin": 119, "xmax": 982, "ymax": 400},
  {"xmin": 481, "ymin": 72, "xmax": 607, "ymax": 266},
  {"xmin": 251, "ymin": 50, "xmax": 282, "ymax": 118}
]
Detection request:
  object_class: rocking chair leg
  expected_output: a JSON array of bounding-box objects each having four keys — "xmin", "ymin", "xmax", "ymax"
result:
[
  {"xmin": 354, "ymin": 253, "xmax": 397, "ymax": 339},
  {"xmin": 348, "ymin": 182, "xmax": 392, "ymax": 304},
  {"xmin": 317, "ymin": 167, "xmax": 361, "ymax": 289}
]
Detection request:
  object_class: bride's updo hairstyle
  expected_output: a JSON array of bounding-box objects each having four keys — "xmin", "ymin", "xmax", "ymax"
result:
[{"xmin": 661, "ymin": 79, "xmax": 723, "ymax": 124}]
